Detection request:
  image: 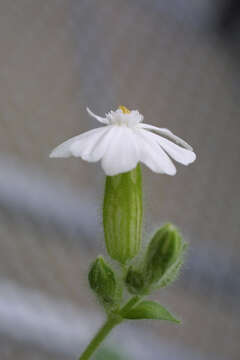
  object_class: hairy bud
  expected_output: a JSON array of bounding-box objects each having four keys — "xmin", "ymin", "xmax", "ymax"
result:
[
  {"xmin": 125, "ymin": 267, "xmax": 146, "ymax": 295},
  {"xmin": 125, "ymin": 224, "xmax": 187, "ymax": 295},
  {"xmin": 144, "ymin": 224, "xmax": 183, "ymax": 283},
  {"xmin": 88, "ymin": 256, "xmax": 120, "ymax": 309}
]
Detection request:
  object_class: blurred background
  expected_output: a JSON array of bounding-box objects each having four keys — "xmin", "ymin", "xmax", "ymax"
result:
[{"xmin": 0, "ymin": 0, "xmax": 239, "ymax": 359}]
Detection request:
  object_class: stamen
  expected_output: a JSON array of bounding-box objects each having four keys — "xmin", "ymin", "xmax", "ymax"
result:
[{"xmin": 119, "ymin": 105, "xmax": 130, "ymax": 114}]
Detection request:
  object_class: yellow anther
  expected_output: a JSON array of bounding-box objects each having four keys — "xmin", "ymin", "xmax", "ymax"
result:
[{"xmin": 118, "ymin": 105, "xmax": 130, "ymax": 114}]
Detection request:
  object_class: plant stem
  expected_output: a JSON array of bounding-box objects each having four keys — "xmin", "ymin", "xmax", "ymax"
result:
[
  {"xmin": 78, "ymin": 315, "xmax": 122, "ymax": 360},
  {"xmin": 119, "ymin": 295, "xmax": 141, "ymax": 317},
  {"xmin": 78, "ymin": 296, "xmax": 141, "ymax": 360}
]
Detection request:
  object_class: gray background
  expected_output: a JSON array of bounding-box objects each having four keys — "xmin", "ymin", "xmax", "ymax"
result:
[{"xmin": 0, "ymin": 1, "xmax": 239, "ymax": 359}]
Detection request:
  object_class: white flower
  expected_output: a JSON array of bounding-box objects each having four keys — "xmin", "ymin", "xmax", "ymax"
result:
[{"xmin": 50, "ymin": 106, "xmax": 196, "ymax": 176}]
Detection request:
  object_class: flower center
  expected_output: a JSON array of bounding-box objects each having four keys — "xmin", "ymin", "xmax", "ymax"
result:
[
  {"xmin": 106, "ymin": 106, "xmax": 142, "ymax": 127},
  {"xmin": 118, "ymin": 105, "xmax": 130, "ymax": 114}
]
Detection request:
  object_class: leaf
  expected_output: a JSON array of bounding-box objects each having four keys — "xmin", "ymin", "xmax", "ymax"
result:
[{"xmin": 123, "ymin": 300, "xmax": 180, "ymax": 323}]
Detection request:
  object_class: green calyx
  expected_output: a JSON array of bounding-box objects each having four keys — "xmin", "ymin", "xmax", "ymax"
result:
[
  {"xmin": 103, "ymin": 164, "xmax": 143, "ymax": 264},
  {"xmin": 88, "ymin": 256, "xmax": 121, "ymax": 310},
  {"xmin": 125, "ymin": 267, "xmax": 146, "ymax": 295},
  {"xmin": 125, "ymin": 224, "xmax": 187, "ymax": 295},
  {"xmin": 144, "ymin": 224, "xmax": 184, "ymax": 284}
]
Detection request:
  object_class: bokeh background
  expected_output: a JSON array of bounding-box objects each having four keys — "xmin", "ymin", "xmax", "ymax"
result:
[{"xmin": 0, "ymin": 1, "xmax": 239, "ymax": 359}]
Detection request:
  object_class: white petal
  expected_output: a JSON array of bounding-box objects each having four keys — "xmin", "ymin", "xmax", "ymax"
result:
[
  {"xmin": 139, "ymin": 123, "xmax": 193, "ymax": 150},
  {"xmin": 146, "ymin": 131, "xmax": 196, "ymax": 165},
  {"xmin": 77, "ymin": 126, "xmax": 114, "ymax": 162},
  {"xmin": 49, "ymin": 135, "xmax": 86, "ymax": 158},
  {"xmin": 70, "ymin": 126, "xmax": 110, "ymax": 161},
  {"xmin": 101, "ymin": 127, "xmax": 139, "ymax": 176},
  {"xmin": 137, "ymin": 129, "xmax": 176, "ymax": 175},
  {"xmin": 86, "ymin": 107, "xmax": 109, "ymax": 124},
  {"xmin": 49, "ymin": 128, "xmax": 106, "ymax": 158}
]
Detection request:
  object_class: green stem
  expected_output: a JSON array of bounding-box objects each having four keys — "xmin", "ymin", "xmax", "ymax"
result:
[
  {"xmin": 78, "ymin": 315, "xmax": 122, "ymax": 360},
  {"xmin": 119, "ymin": 295, "xmax": 141, "ymax": 317},
  {"xmin": 78, "ymin": 296, "xmax": 141, "ymax": 360}
]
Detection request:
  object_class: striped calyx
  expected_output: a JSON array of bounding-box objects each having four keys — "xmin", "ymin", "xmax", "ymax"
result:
[
  {"xmin": 103, "ymin": 164, "xmax": 143, "ymax": 264},
  {"xmin": 144, "ymin": 224, "xmax": 183, "ymax": 284}
]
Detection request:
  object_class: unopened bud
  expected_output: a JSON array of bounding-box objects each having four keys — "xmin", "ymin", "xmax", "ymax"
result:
[
  {"xmin": 88, "ymin": 256, "xmax": 119, "ymax": 309},
  {"xmin": 144, "ymin": 224, "xmax": 187, "ymax": 287},
  {"xmin": 125, "ymin": 224, "xmax": 187, "ymax": 295},
  {"xmin": 144, "ymin": 224, "xmax": 181, "ymax": 283},
  {"xmin": 125, "ymin": 267, "xmax": 146, "ymax": 295},
  {"xmin": 103, "ymin": 164, "xmax": 143, "ymax": 264}
]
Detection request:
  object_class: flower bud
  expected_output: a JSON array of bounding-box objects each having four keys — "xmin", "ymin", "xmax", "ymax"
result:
[
  {"xmin": 125, "ymin": 267, "xmax": 146, "ymax": 295},
  {"xmin": 125, "ymin": 224, "xmax": 187, "ymax": 295},
  {"xmin": 103, "ymin": 164, "xmax": 143, "ymax": 264},
  {"xmin": 88, "ymin": 256, "xmax": 120, "ymax": 309},
  {"xmin": 144, "ymin": 224, "xmax": 187, "ymax": 287}
]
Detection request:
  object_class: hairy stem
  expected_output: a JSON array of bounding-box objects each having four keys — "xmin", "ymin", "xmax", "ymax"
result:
[
  {"xmin": 119, "ymin": 295, "xmax": 141, "ymax": 317},
  {"xmin": 78, "ymin": 315, "xmax": 122, "ymax": 360},
  {"xmin": 78, "ymin": 296, "xmax": 141, "ymax": 360}
]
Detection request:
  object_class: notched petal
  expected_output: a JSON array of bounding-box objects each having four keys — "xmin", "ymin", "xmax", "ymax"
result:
[
  {"xmin": 101, "ymin": 127, "xmax": 139, "ymax": 175},
  {"xmin": 49, "ymin": 134, "xmax": 83, "ymax": 158},
  {"xmin": 146, "ymin": 131, "xmax": 196, "ymax": 166},
  {"xmin": 136, "ymin": 129, "xmax": 176, "ymax": 175},
  {"xmin": 140, "ymin": 123, "xmax": 193, "ymax": 151}
]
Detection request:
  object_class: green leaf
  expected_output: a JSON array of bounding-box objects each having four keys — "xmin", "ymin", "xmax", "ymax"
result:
[{"xmin": 123, "ymin": 300, "xmax": 180, "ymax": 323}]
